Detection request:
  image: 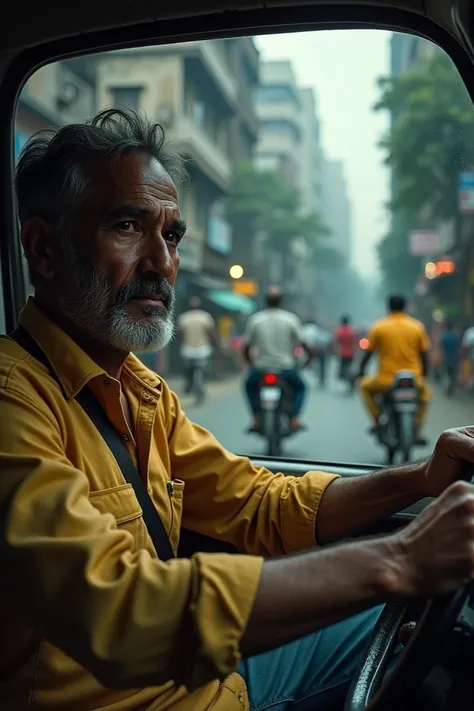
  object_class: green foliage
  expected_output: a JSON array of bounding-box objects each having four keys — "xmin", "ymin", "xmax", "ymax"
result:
[
  {"xmin": 374, "ymin": 46, "xmax": 474, "ymax": 292},
  {"xmin": 227, "ymin": 162, "xmax": 336, "ymax": 263},
  {"xmin": 375, "ymin": 48, "xmax": 474, "ymax": 222}
]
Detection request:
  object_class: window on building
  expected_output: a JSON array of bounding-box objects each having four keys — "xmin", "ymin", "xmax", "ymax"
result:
[
  {"xmin": 192, "ymin": 100, "xmax": 206, "ymax": 129},
  {"xmin": 255, "ymin": 85, "xmax": 295, "ymax": 103},
  {"xmin": 110, "ymin": 86, "xmax": 142, "ymax": 109},
  {"xmin": 261, "ymin": 119, "xmax": 299, "ymax": 143}
]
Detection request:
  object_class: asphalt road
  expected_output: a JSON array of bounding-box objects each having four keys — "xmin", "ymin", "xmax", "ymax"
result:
[{"xmin": 177, "ymin": 362, "xmax": 474, "ymax": 467}]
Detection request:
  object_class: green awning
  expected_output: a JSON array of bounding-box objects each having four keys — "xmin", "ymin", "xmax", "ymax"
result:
[{"xmin": 207, "ymin": 289, "xmax": 257, "ymax": 314}]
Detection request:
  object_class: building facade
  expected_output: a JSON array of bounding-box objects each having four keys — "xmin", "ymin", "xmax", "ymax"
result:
[
  {"xmin": 96, "ymin": 39, "xmax": 259, "ymax": 304},
  {"xmin": 254, "ymin": 60, "xmax": 302, "ymax": 185},
  {"xmin": 321, "ymin": 157, "xmax": 353, "ymax": 262}
]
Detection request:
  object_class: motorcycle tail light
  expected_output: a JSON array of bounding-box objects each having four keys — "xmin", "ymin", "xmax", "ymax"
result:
[
  {"xmin": 399, "ymin": 378, "xmax": 414, "ymax": 388},
  {"xmin": 263, "ymin": 373, "xmax": 278, "ymax": 385}
]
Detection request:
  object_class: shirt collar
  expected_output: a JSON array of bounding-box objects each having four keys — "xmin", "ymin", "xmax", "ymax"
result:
[{"xmin": 19, "ymin": 297, "xmax": 162, "ymax": 399}]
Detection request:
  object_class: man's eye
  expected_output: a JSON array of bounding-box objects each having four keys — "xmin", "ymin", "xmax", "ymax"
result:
[
  {"xmin": 164, "ymin": 231, "xmax": 181, "ymax": 246},
  {"xmin": 116, "ymin": 221, "xmax": 140, "ymax": 233}
]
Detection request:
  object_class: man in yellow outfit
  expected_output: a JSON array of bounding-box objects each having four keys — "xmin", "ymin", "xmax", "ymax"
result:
[{"xmin": 358, "ymin": 295, "xmax": 431, "ymax": 444}]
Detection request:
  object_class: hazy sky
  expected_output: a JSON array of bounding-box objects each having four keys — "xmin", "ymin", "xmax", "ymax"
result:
[{"xmin": 256, "ymin": 29, "xmax": 391, "ymax": 278}]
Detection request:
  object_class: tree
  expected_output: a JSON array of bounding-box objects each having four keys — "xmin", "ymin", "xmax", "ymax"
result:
[
  {"xmin": 227, "ymin": 162, "xmax": 334, "ymax": 267},
  {"xmin": 374, "ymin": 47, "xmax": 474, "ymax": 293},
  {"xmin": 375, "ymin": 48, "xmax": 474, "ymax": 222}
]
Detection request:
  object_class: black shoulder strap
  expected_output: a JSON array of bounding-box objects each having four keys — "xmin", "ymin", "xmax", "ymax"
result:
[{"xmin": 10, "ymin": 326, "xmax": 175, "ymax": 562}]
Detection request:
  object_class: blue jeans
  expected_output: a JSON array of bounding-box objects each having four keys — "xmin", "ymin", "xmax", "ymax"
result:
[
  {"xmin": 245, "ymin": 368, "xmax": 306, "ymax": 417},
  {"xmin": 238, "ymin": 606, "xmax": 383, "ymax": 710}
]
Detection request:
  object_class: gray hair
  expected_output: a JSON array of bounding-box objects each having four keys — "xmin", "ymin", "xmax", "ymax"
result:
[{"xmin": 15, "ymin": 107, "xmax": 187, "ymax": 229}]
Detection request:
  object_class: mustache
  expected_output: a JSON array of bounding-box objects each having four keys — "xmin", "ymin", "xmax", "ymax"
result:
[{"xmin": 116, "ymin": 278, "xmax": 175, "ymax": 309}]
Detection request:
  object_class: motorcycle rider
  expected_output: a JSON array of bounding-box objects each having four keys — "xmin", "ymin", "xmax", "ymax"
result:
[
  {"xmin": 242, "ymin": 286, "xmax": 312, "ymax": 432},
  {"xmin": 334, "ymin": 315, "xmax": 357, "ymax": 382},
  {"xmin": 357, "ymin": 295, "xmax": 431, "ymax": 444},
  {"xmin": 177, "ymin": 297, "xmax": 217, "ymax": 397}
]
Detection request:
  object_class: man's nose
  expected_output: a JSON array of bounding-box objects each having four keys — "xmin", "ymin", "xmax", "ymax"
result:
[{"xmin": 140, "ymin": 230, "xmax": 175, "ymax": 279}]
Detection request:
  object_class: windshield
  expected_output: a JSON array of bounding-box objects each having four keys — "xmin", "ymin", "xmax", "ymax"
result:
[{"xmin": 12, "ymin": 29, "xmax": 474, "ymax": 465}]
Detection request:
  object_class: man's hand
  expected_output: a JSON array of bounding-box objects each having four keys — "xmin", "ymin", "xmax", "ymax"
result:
[
  {"xmin": 420, "ymin": 427, "xmax": 474, "ymax": 498},
  {"xmin": 390, "ymin": 480, "xmax": 474, "ymax": 596}
]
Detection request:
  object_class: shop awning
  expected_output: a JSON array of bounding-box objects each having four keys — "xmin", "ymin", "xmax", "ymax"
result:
[{"xmin": 206, "ymin": 289, "xmax": 257, "ymax": 314}]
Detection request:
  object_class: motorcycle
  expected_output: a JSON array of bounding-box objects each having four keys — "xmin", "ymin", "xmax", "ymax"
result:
[
  {"xmin": 374, "ymin": 371, "xmax": 419, "ymax": 464},
  {"xmin": 184, "ymin": 356, "xmax": 208, "ymax": 405},
  {"xmin": 256, "ymin": 371, "xmax": 294, "ymax": 457}
]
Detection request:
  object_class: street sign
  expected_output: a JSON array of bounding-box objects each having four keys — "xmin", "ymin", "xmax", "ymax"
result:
[
  {"xmin": 409, "ymin": 230, "xmax": 439, "ymax": 257},
  {"xmin": 233, "ymin": 279, "xmax": 259, "ymax": 296},
  {"xmin": 459, "ymin": 171, "xmax": 474, "ymax": 213}
]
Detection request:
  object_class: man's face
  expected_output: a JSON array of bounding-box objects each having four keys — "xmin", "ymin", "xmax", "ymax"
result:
[{"xmin": 52, "ymin": 152, "xmax": 186, "ymax": 353}]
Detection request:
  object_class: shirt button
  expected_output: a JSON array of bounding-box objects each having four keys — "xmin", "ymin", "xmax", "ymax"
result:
[
  {"xmin": 103, "ymin": 378, "xmax": 111, "ymax": 386},
  {"xmin": 121, "ymin": 433, "xmax": 130, "ymax": 442}
]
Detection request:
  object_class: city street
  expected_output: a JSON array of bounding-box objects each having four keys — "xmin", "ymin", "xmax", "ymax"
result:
[{"xmin": 174, "ymin": 365, "xmax": 474, "ymax": 466}]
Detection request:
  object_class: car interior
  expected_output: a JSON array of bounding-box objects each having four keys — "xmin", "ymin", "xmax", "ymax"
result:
[{"xmin": 2, "ymin": 1, "xmax": 474, "ymax": 709}]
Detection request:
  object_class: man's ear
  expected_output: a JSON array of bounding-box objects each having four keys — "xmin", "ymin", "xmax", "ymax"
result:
[{"xmin": 20, "ymin": 217, "xmax": 56, "ymax": 281}]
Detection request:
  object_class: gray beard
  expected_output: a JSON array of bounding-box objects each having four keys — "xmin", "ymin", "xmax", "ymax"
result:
[{"xmin": 56, "ymin": 244, "xmax": 176, "ymax": 353}]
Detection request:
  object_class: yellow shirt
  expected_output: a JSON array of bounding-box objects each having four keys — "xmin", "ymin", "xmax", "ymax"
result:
[
  {"xmin": 0, "ymin": 298, "xmax": 338, "ymax": 711},
  {"xmin": 368, "ymin": 312, "xmax": 430, "ymax": 385}
]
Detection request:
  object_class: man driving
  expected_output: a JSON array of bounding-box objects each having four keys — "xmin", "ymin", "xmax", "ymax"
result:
[{"xmin": 1, "ymin": 109, "xmax": 474, "ymax": 711}]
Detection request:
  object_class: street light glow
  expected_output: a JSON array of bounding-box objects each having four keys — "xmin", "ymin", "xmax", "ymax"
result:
[
  {"xmin": 425, "ymin": 261, "xmax": 436, "ymax": 279},
  {"xmin": 229, "ymin": 264, "xmax": 244, "ymax": 279}
]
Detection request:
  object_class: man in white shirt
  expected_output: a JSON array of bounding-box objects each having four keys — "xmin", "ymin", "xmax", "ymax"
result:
[
  {"xmin": 242, "ymin": 287, "xmax": 312, "ymax": 431},
  {"xmin": 177, "ymin": 297, "xmax": 216, "ymax": 394}
]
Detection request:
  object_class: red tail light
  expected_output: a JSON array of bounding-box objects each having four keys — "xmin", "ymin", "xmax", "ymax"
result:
[
  {"xmin": 399, "ymin": 378, "xmax": 414, "ymax": 388},
  {"xmin": 263, "ymin": 373, "xmax": 278, "ymax": 385}
]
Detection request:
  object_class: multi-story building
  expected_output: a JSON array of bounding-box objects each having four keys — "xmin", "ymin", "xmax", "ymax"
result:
[
  {"xmin": 96, "ymin": 39, "xmax": 259, "ymax": 309},
  {"xmin": 254, "ymin": 60, "xmax": 301, "ymax": 185},
  {"xmin": 15, "ymin": 57, "xmax": 97, "ymax": 294},
  {"xmin": 16, "ymin": 57, "xmax": 97, "ymax": 160},
  {"xmin": 299, "ymin": 87, "xmax": 324, "ymax": 217},
  {"xmin": 321, "ymin": 157, "xmax": 353, "ymax": 262},
  {"xmin": 253, "ymin": 60, "xmax": 302, "ymax": 302},
  {"xmin": 253, "ymin": 62, "xmax": 330, "ymax": 314}
]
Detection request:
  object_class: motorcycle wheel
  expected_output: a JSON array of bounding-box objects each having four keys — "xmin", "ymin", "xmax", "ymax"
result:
[{"xmin": 263, "ymin": 409, "xmax": 282, "ymax": 457}]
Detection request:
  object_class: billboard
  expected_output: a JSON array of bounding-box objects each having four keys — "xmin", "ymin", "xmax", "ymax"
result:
[{"xmin": 409, "ymin": 230, "xmax": 439, "ymax": 257}]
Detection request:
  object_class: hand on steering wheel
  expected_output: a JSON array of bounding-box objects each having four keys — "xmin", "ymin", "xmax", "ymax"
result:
[{"xmin": 344, "ymin": 471, "xmax": 474, "ymax": 711}]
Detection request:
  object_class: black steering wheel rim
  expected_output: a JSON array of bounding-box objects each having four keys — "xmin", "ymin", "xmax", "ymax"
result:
[{"xmin": 343, "ymin": 585, "xmax": 470, "ymax": 711}]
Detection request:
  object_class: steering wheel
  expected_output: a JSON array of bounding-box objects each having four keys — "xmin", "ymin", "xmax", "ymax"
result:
[
  {"xmin": 344, "ymin": 471, "xmax": 474, "ymax": 711},
  {"xmin": 343, "ymin": 587, "xmax": 471, "ymax": 711}
]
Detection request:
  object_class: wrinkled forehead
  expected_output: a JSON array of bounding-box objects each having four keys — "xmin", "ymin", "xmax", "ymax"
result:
[{"xmin": 81, "ymin": 152, "xmax": 179, "ymax": 214}]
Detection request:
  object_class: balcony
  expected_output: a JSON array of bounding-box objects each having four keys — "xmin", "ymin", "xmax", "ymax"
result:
[
  {"xmin": 177, "ymin": 41, "xmax": 237, "ymax": 109},
  {"xmin": 256, "ymin": 100, "xmax": 302, "ymax": 134},
  {"xmin": 175, "ymin": 115, "xmax": 231, "ymax": 191},
  {"xmin": 257, "ymin": 130, "xmax": 299, "ymax": 159}
]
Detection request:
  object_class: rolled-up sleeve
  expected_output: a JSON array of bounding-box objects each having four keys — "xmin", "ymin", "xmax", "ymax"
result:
[
  {"xmin": 0, "ymin": 386, "xmax": 263, "ymax": 691},
  {"xmin": 165, "ymin": 387, "xmax": 339, "ymax": 556}
]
